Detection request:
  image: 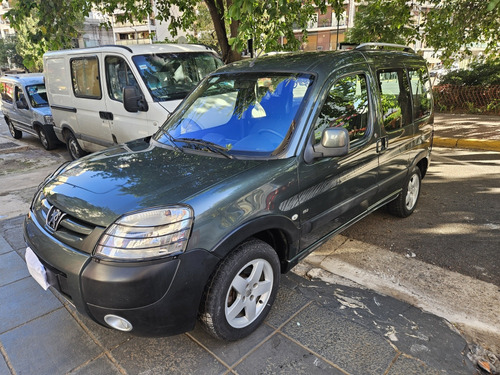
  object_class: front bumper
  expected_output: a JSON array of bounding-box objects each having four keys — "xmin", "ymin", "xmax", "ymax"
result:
[{"xmin": 24, "ymin": 212, "xmax": 220, "ymax": 336}]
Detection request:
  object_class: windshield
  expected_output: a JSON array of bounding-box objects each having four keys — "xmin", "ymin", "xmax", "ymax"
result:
[
  {"xmin": 132, "ymin": 52, "xmax": 223, "ymax": 101},
  {"xmin": 26, "ymin": 84, "xmax": 49, "ymax": 108},
  {"xmin": 154, "ymin": 73, "xmax": 313, "ymax": 157}
]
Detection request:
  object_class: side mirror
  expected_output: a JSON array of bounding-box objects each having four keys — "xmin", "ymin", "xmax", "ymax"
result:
[
  {"xmin": 304, "ymin": 127, "xmax": 349, "ymax": 163},
  {"xmin": 123, "ymin": 86, "xmax": 149, "ymax": 113},
  {"xmin": 16, "ymin": 97, "xmax": 28, "ymax": 110}
]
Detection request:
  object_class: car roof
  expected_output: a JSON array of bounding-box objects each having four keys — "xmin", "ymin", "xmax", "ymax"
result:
[
  {"xmin": 43, "ymin": 43, "xmax": 218, "ymax": 58},
  {"xmin": 0, "ymin": 73, "xmax": 44, "ymax": 86},
  {"xmin": 215, "ymin": 49, "xmax": 426, "ymax": 79}
]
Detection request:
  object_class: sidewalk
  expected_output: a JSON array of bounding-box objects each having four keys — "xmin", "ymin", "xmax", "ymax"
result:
[{"xmin": 1, "ymin": 113, "xmax": 498, "ymax": 375}]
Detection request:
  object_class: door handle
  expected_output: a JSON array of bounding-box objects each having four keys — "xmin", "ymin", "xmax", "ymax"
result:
[
  {"xmin": 377, "ymin": 136, "xmax": 388, "ymax": 153},
  {"xmin": 99, "ymin": 111, "xmax": 114, "ymax": 120}
]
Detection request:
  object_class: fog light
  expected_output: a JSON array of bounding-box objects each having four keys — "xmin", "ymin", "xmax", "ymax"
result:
[{"xmin": 104, "ymin": 314, "xmax": 133, "ymax": 332}]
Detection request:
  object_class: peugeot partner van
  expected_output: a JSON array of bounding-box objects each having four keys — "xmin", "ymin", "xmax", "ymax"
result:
[
  {"xmin": 1, "ymin": 73, "xmax": 58, "ymax": 150},
  {"xmin": 43, "ymin": 44, "xmax": 222, "ymax": 159},
  {"xmin": 26, "ymin": 44, "xmax": 433, "ymax": 341}
]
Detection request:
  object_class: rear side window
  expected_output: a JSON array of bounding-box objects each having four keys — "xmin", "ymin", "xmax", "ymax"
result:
[
  {"xmin": 1, "ymin": 82, "xmax": 13, "ymax": 103},
  {"xmin": 71, "ymin": 56, "xmax": 102, "ymax": 99},
  {"xmin": 314, "ymin": 73, "xmax": 370, "ymax": 146},
  {"xmin": 409, "ymin": 67, "xmax": 432, "ymax": 119},
  {"xmin": 378, "ymin": 69, "xmax": 412, "ymax": 131}
]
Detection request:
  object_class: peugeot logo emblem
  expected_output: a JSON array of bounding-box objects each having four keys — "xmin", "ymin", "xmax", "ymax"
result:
[{"xmin": 46, "ymin": 205, "xmax": 66, "ymax": 232}]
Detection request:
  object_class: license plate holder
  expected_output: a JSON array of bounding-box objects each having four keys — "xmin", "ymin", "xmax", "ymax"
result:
[{"xmin": 25, "ymin": 247, "xmax": 50, "ymax": 290}]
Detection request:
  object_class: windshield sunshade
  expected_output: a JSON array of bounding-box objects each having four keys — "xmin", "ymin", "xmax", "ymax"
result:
[{"xmin": 155, "ymin": 73, "xmax": 313, "ymax": 156}]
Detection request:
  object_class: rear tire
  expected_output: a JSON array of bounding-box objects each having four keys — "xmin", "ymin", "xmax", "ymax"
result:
[
  {"xmin": 65, "ymin": 131, "xmax": 87, "ymax": 160},
  {"xmin": 7, "ymin": 119, "xmax": 22, "ymax": 139},
  {"xmin": 387, "ymin": 167, "xmax": 422, "ymax": 218},
  {"xmin": 200, "ymin": 239, "xmax": 280, "ymax": 341}
]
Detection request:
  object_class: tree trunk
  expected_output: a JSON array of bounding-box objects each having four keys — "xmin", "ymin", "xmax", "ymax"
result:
[{"xmin": 204, "ymin": 0, "xmax": 241, "ymax": 63}]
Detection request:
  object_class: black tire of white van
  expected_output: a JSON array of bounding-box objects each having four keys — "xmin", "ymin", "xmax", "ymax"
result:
[
  {"xmin": 65, "ymin": 131, "xmax": 87, "ymax": 160},
  {"xmin": 7, "ymin": 119, "xmax": 22, "ymax": 139},
  {"xmin": 200, "ymin": 239, "xmax": 280, "ymax": 341},
  {"xmin": 36, "ymin": 124, "xmax": 58, "ymax": 151},
  {"xmin": 387, "ymin": 167, "xmax": 422, "ymax": 218}
]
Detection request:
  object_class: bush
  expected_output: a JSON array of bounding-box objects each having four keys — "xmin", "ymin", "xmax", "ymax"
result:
[{"xmin": 439, "ymin": 60, "xmax": 500, "ymax": 86}]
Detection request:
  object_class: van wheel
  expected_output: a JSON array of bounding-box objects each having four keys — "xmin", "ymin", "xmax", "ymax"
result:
[
  {"xmin": 65, "ymin": 131, "xmax": 87, "ymax": 160},
  {"xmin": 200, "ymin": 239, "xmax": 280, "ymax": 341},
  {"xmin": 7, "ymin": 119, "xmax": 22, "ymax": 139},
  {"xmin": 37, "ymin": 126, "xmax": 57, "ymax": 150},
  {"xmin": 388, "ymin": 167, "xmax": 422, "ymax": 218}
]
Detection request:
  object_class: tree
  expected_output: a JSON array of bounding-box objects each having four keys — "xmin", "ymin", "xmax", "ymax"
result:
[
  {"xmin": 6, "ymin": 0, "xmax": 88, "ymax": 69},
  {"xmin": 0, "ymin": 35, "xmax": 24, "ymax": 70},
  {"xmin": 423, "ymin": 0, "xmax": 500, "ymax": 64},
  {"xmin": 346, "ymin": 0, "xmax": 417, "ymax": 46}
]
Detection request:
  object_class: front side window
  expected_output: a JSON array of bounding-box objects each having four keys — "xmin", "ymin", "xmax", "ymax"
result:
[
  {"xmin": 105, "ymin": 56, "xmax": 140, "ymax": 102},
  {"xmin": 71, "ymin": 56, "xmax": 101, "ymax": 99},
  {"xmin": 26, "ymin": 84, "xmax": 49, "ymax": 108},
  {"xmin": 409, "ymin": 67, "xmax": 432, "ymax": 120},
  {"xmin": 155, "ymin": 73, "xmax": 313, "ymax": 157},
  {"xmin": 378, "ymin": 69, "xmax": 412, "ymax": 130},
  {"xmin": 132, "ymin": 52, "xmax": 223, "ymax": 102},
  {"xmin": 314, "ymin": 73, "xmax": 370, "ymax": 146}
]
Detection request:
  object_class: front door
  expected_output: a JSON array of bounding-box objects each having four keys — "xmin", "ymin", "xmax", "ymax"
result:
[
  {"xmin": 297, "ymin": 70, "xmax": 379, "ymax": 250},
  {"xmin": 104, "ymin": 55, "xmax": 153, "ymax": 144}
]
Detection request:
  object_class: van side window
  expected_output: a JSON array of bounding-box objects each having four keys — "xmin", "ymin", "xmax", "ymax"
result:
[
  {"xmin": 377, "ymin": 69, "xmax": 412, "ymax": 130},
  {"xmin": 105, "ymin": 56, "xmax": 140, "ymax": 102},
  {"xmin": 314, "ymin": 73, "xmax": 370, "ymax": 145},
  {"xmin": 409, "ymin": 68, "xmax": 432, "ymax": 119},
  {"xmin": 71, "ymin": 56, "xmax": 101, "ymax": 99},
  {"xmin": 1, "ymin": 82, "xmax": 13, "ymax": 103}
]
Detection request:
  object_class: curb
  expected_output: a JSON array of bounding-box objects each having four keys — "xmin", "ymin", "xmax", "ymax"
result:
[{"xmin": 434, "ymin": 136, "xmax": 500, "ymax": 152}]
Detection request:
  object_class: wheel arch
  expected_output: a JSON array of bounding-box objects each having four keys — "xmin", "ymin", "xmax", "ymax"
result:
[{"xmin": 208, "ymin": 215, "xmax": 300, "ymax": 274}]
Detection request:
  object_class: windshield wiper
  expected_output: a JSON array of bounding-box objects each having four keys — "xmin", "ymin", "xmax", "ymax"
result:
[
  {"xmin": 160, "ymin": 130, "xmax": 184, "ymax": 154},
  {"xmin": 176, "ymin": 138, "xmax": 234, "ymax": 159}
]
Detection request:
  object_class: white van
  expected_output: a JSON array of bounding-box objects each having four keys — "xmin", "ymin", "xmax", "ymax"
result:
[{"xmin": 43, "ymin": 44, "xmax": 222, "ymax": 159}]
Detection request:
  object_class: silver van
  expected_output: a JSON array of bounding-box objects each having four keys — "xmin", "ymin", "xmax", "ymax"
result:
[{"xmin": 1, "ymin": 73, "xmax": 58, "ymax": 150}]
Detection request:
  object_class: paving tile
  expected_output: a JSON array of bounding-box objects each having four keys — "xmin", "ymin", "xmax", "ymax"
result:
[
  {"xmin": 264, "ymin": 283, "xmax": 310, "ymax": 329},
  {"xmin": 387, "ymin": 355, "xmax": 440, "ymax": 375},
  {"xmin": 234, "ymin": 333, "xmax": 344, "ymax": 374},
  {"xmin": 69, "ymin": 306, "xmax": 131, "ymax": 351},
  {"xmin": 70, "ymin": 355, "xmax": 122, "ymax": 375},
  {"xmin": 189, "ymin": 322, "xmax": 274, "ymax": 367},
  {"xmin": 0, "ymin": 355, "xmax": 10, "ymax": 375},
  {"xmin": 111, "ymin": 334, "xmax": 227, "ymax": 375},
  {"xmin": 0, "ymin": 308, "xmax": 102, "ymax": 375},
  {"xmin": 0, "ymin": 277, "xmax": 61, "ymax": 333},
  {"xmin": 0, "ymin": 236, "xmax": 12, "ymax": 255},
  {"xmin": 0, "ymin": 251, "xmax": 29, "ymax": 286},
  {"xmin": 282, "ymin": 302, "xmax": 396, "ymax": 375}
]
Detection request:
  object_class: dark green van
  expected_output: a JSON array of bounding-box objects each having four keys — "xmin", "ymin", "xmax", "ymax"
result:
[{"xmin": 24, "ymin": 43, "xmax": 433, "ymax": 341}]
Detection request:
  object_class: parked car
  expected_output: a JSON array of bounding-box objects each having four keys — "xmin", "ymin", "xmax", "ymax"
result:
[
  {"xmin": 43, "ymin": 44, "xmax": 223, "ymax": 159},
  {"xmin": 25, "ymin": 43, "xmax": 433, "ymax": 341},
  {"xmin": 1, "ymin": 73, "xmax": 58, "ymax": 150}
]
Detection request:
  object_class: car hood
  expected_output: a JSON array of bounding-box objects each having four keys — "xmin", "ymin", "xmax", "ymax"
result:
[
  {"xmin": 33, "ymin": 106, "xmax": 51, "ymax": 116},
  {"xmin": 43, "ymin": 140, "xmax": 262, "ymax": 227}
]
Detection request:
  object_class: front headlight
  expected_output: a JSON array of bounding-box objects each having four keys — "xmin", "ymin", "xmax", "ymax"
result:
[
  {"xmin": 44, "ymin": 115, "xmax": 54, "ymax": 125},
  {"xmin": 95, "ymin": 206, "xmax": 193, "ymax": 261}
]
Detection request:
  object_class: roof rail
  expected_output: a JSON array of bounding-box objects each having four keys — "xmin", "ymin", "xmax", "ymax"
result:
[{"xmin": 355, "ymin": 43, "xmax": 415, "ymax": 53}]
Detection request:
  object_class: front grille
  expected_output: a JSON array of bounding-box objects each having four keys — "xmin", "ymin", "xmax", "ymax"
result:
[{"xmin": 34, "ymin": 193, "xmax": 106, "ymax": 254}]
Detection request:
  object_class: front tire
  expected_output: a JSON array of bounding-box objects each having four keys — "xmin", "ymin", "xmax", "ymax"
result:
[
  {"xmin": 387, "ymin": 167, "xmax": 422, "ymax": 218},
  {"xmin": 37, "ymin": 126, "xmax": 57, "ymax": 150},
  {"xmin": 200, "ymin": 239, "xmax": 280, "ymax": 341},
  {"xmin": 65, "ymin": 131, "xmax": 87, "ymax": 160},
  {"xmin": 7, "ymin": 119, "xmax": 22, "ymax": 139}
]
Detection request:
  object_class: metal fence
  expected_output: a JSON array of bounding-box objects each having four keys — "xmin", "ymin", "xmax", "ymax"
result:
[{"xmin": 433, "ymin": 85, "xmax": 500, "ymax": 114}]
